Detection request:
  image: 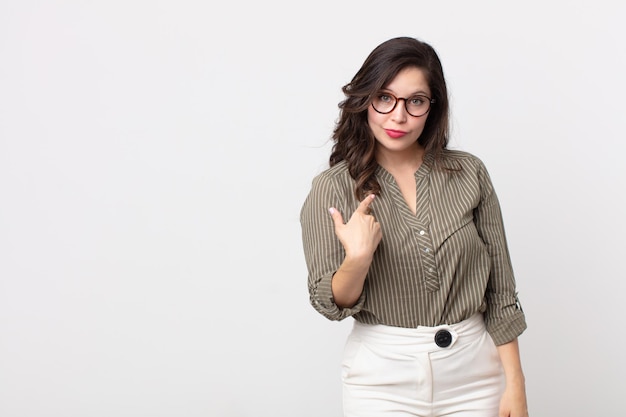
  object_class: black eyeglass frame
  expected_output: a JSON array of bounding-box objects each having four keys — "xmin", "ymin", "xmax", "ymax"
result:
[{"xmin": 371, "ymin": 92, "xmax": 436, "ymax": 117}]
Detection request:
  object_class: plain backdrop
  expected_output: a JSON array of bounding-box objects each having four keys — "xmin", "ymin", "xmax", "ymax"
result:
[{"xmin": 1, "ymin": 1, "xmax": 625, "ymax": 416}]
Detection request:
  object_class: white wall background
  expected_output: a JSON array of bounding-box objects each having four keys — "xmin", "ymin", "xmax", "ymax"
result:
[{"xmin": 1, "ymin": 1, "xmax": 624, "ymax": 416}]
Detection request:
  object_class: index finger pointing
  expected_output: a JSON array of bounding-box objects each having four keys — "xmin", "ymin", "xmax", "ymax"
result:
[{"xmin": 356, "ymin": 193, "xmax": 376, "ymax": 214}]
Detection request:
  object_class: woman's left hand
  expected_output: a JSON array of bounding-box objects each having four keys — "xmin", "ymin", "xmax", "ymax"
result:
[
  {"xmin": 496, "ymin": 339, "xmax": 528, "ymax": 417},
  {"xmin": 499, "ymin": 380, "xmax": 529, "ymax": 417}
]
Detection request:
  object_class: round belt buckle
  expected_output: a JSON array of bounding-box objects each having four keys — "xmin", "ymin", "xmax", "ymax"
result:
[{"xmin": 434, "ymin": 329, "xmax": 452, "ymax": 348}]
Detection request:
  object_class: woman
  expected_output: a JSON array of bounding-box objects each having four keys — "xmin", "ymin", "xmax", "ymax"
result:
[{"xmin": 300, "ymin": 37, "xmax": 529, "ymax": 417}]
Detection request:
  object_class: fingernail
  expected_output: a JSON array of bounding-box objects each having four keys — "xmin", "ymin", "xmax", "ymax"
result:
[{"xmin": 328, "ymin": 208, "xmax": 335, "ymax": 214}]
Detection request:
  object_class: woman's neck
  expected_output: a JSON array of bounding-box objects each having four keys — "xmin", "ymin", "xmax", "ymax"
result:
[{"xmin": 376, "ymin": 144, "xmax": 425, "ymax": 174}]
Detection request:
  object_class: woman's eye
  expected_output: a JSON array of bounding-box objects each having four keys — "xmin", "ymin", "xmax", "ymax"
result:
[
  {"xmin": 379, "ymin": 94, "xmax": 392, "ymax": 102},
  {"xmin": 410, "ymin": 97, "xmax": 424, "ymax": 105}
]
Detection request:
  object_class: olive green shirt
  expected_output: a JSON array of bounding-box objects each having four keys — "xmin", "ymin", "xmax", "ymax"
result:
[{"xmin": 300, "ymin": 150, "xmax": 526, "ymax": 345}]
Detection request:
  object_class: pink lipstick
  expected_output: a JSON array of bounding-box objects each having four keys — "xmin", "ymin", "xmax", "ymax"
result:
[{"xmin": 385, "ymin": 129, "xmax": 407, "ymax": 139}]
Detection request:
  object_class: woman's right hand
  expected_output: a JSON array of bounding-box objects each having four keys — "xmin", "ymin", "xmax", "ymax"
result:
[
  {"xmin": 328, "ymin": 194, "xmax": 382, "ymax": 261},
  {"xmin": 328, "ymin": 194, "xmax": 382, "ymax": 308}
]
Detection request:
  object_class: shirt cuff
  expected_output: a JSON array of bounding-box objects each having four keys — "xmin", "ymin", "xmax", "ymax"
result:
[
  {"xmin": 485, "ymin": 307, "xmax": 527, "ymax": 345},
  {"xmin": 310, "ymin": 272, "xmax": 366, "ymax": 321}
]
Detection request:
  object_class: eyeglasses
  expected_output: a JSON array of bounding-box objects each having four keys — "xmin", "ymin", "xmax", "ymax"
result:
[{"xmin": 371, "ymin": 92, "xmax": 435, "ymax": 117}]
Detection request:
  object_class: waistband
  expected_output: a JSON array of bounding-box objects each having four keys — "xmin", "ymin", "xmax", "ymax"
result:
[{"xmin": 350, "ymin": 313, "xmax": 486, "ymax": 352}]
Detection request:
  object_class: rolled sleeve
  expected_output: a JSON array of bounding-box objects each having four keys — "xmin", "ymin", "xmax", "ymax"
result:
[
  {"xmin": 473, "ymin": 159, "xmax": 527, "ymax": 345},
  {"xmin": 300, "ymin": 172, "xmax": 366, "ymax": 321},
  {"xmin": 484, "ymin": 291, "xmax": 527, "ymax": 345},
  {"xmin": 310, "ymin": 271, "xmax": 366, "ymax": 321}
]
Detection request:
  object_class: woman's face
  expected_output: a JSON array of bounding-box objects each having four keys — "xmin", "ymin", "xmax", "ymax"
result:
[{"xmin": 367, "ymin": 66, "xmax": 432, "ymax": 159}]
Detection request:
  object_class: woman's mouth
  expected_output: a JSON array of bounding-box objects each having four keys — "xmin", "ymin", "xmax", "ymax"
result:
[{"xmin": 385, "ymin": 129, "xmax": 407, "ymax": 139}]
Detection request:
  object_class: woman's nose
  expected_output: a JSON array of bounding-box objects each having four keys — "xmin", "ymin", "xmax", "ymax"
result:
[{"xmin": 390, "ymin": 99, "xmax": 408, "ymax": 122}]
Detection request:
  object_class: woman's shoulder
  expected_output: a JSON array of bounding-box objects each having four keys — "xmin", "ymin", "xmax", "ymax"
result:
[
  {"xmin": 441, "ymin": 149, "xmax": 482, "ymax": 162},
  {"xmin": 310, "ymin": 160, "xmax": 352, "ymax": 185},
  {"xmin": 438, "ymin": 149, "xmax": 487, "ymax": 171},
  {"xmin": 303, "ymin": 161, "xmax": 354, "ymax": 208}
]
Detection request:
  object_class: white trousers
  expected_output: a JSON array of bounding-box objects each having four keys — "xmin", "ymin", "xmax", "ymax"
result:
[{"xmin": 342, "ymin": 314, "xmax": 504, "ymax": 417}]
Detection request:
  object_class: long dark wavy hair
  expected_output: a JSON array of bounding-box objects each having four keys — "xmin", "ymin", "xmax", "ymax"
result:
[{"xmin": 329, "ymin": 37, "xmax": 450, "ymax": 200}]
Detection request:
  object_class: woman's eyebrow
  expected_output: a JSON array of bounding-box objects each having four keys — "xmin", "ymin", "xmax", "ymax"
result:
[{"xmin": 380, "ymin": 88, "xmax": 431, "ymax": 96}]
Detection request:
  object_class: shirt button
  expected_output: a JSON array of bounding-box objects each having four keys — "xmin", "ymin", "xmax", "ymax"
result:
[
  {"xmin": 428, "ymin": 267, "xmax": 434, "ymax": 273},
  {"xmin": 435, "ymin": 330, "xmax": 452, "ymax": 348},
  {"xmin": 419, "ymin": 230, "xmax": 425, "ymax": 235},
  {"xmin": 424, "ymin": 248, "xmax": 430, "ymax": 253}
]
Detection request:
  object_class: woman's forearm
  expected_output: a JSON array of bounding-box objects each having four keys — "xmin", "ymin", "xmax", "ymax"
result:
[
  {"xmin": 331, "ymin": 254, "xmax": 372, "ymax": 308},
  {"xmin": 497, "ymin": 338, "xmax": 525, "ymax": 382},
  {"xmin": 496, "ymin": 338, "xmax": 529, "ymax": 417}
]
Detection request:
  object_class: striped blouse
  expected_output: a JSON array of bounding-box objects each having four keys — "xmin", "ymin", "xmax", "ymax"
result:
[{"xmin": 300, "ymin": 150, "xmax": 526, "ymax": 345}]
